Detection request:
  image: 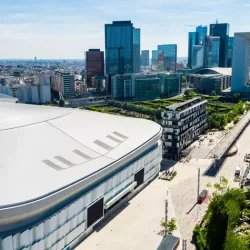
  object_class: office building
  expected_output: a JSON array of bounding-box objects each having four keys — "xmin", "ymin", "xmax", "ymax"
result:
[
  {"xmin": 152, "ymin": 50, "xmax": 163, "ymax": 71},
  {"xmin": 111, "ymin": 73, "xmax": 180, "ymax": 100},
  {"xmin": 188, "ymin": 26, "xmax": 207, "ymax": 68},
  {"xmin": 209, "ymin": 23, "xmax": 229, "ymax": 67},
  {"xmin": 53, "ymin": 71, "xmax": 75, "ymax": 97},
  {"xmin": 227, "ymin": 37, "xmax": 234, "ymax": 67},
  {"xmin": 133, "ymin": 28, "xmax": 141, "ymax": 73},
  {"xmin": 75, "ymin": 81, "xmax": 88, "ymax": 97},
  {"xmin": 133, "ymin": 74, "xmax": 161, "ymax": 100},
  {"xmin": 0, "ymin": 102, "xmax": 162, "ymax": 250},
  {"xmin": 203, "ymin": 36, "xmax": 220, "ymax": 67},
  {"xmin": 141, "ymin": 50, "xmax": 150, "ymax": 67},
  {"xmin": 161, "ymin": 97, "xmax": 208, "ymax": 159},
  {"xmin": 158, "ymin": 73, "xmax": 180, "ymax": 98},
  {"xmin": 192, "ymin": 45, "xmax": 204, "ymax": 69},
  {"xmin": 231, "ymin": 32, "xmax": 250, "ymax": 93},
  {"xmin": 188, "ymin": 32, "xmax": 197, "ymax": 68},
  {"xmin": 157, "ymin": 44, "xmax": 177, "ymax": 72},
  {"xmin": 105, "ymin": 21, "xmax": 140, "ymax": 75},
  {"xmin": 92, "ymin": 75, "xmax": 107, "ymax": 94},
  {"xmin": 85, "ymin": 49, "xmax": 104, "ymax": 87},
  {"xmin": 196, "ymin": 25, "xmax": 208, "ymax": 45},
  {"xmin": 189, "ymin": 74, "xmax": 231, "ymax": 94}
]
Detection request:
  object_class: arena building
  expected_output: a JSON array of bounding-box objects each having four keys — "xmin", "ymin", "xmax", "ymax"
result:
[{"xmin": 0, "ymin": 103, "xmax": 162, "ymax": 250}]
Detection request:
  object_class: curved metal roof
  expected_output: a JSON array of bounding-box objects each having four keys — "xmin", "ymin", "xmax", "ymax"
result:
[
  {"xmin": 0, "ymin": 103, "xmax": 161, "ymax": 208},
  {"xmin": 193, "ymin": 67, "xmax": 232, "ymax": 76}
]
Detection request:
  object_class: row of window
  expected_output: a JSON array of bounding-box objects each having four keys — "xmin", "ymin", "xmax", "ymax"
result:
[{"xmin": 0, "ymin": 145, "xmax": 162, "ymax": 250}]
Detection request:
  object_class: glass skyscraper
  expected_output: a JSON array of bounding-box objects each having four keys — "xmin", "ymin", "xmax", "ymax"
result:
[
  {"xmin": 203, "ymin": 36, "xmax": 220, "ymax": 67},
  {"xmin": 196, "ymin": 26, "xmax": 208, "ymax": 45},
  {"xmin": 188, "ymin": 32, "xmax": 197, "ymax": 68},
  {"xmin": 105, "ymin": 21, "xmax": 140, "ymax": 75},
  {"xmin": 227, "ymin": 37, "xmax": 234, "ymax": 67},
  {"xmin": 157, "ymin": 44, "xmax": 177, "ymax": 72},
  {"xmin": 133, "ymin": 28, "xmax": 141, "ymax": 73},
  {"xmin": 140, "ymin": 50, "xmax": 150, "ymax": 67},
  {"xmin": 192, "ymin": 45, "xmax": 204, "ymax": 69},
  {"xmin": 209, "ymin": 23, "xmax": 229, "ymax": 67}
]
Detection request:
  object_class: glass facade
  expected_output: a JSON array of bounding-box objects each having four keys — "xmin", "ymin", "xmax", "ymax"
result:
[
  {"xmin": 188, "ymin": 32, "xmax": 197, "ymax": 68},
  {"xmin": 209, "ymin": 23, "xmax": 229, "ymax": 67},
  {"xmin": 211, "ymin": 38, "xmax": 220, "ymax": 67},
  {"xmin": 111, "ymin": 73, "xmax": 180, "ymax": 100},
  {"xmin": 157, "ymin": 44, "xmax": 177, "ymax": 72},
  {"xmin": 158, "ymin": 73, "xmax": 180, "ymax": 98},
  {"xmin": 105, "ymin": 21, "xmax": 140, "ymax": 75},
  {"xmin": 140, "ymin": 50, "xmax": 150, "ymax": 67},
  {"xmin": 227, "ymin": 36, "xmax": 234, "ymax": 67},
  {"xmin": 192, "ymin": 45, "xmax": 204, "ymax": 69},
  {"xmin": 133, "ymin": 28, "xmax": 141, "ymax": 73},
  {"xmin": 196, "ymin": 26, "xmax": 207, "ymax": 45},
  {"xmin": 135, "ymin": 78, "xmax": 161, "ymax": 100},
  {"xmin": 203, "ymin": 36, "xmax": 220, "ymax": 67},
  {"xmin": 0, "ymin": 144, "xmax": 162, "ymax": 250}
]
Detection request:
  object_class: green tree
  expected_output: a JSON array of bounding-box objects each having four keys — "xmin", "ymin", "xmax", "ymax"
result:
[
  {"xmin": 159, "ymin": 218, "xmax": 177, "ymax": 236},
  {"xmin": 220, "ymin": 114, "xmax": 228, "ymax": 128},
  {"xmin": 59, "ymin": 99, "xmax": 65, "ymax": 107},
  {"xmin": 181, "ymin": 75, "xmax": 187, "ymax": 83},
  {"xmin": 211, "ymin": 90, "xmax": 217, "ymax": 96},
  {"xmin": 205, "ymin": 189, "xmax": 247, "ymax": 250}
]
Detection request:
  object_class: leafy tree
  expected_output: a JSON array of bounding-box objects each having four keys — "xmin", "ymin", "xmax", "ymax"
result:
[
  {"xmin": 211, "ymin": 90, "xmax": 217, "ymax": 96},
  {"xmin": 59, "ymin": 99, "xmax": 65, "ymax": 107},
  {"xmin": 220, "ymin": 114, "xmax": 228, "ymax": 128},
  {"xmin": 159, "ymin": 218, "xmax": 177, "ymax": 236},
  {"xmin": 193, "ymin": 225, "xmax": 207, "ymax": 250},
  {"xmin": 181, "ymin": 75, "xmax": 187, "ymax": 83},
  {"xmin": 205, "ymin": 189, "xmax": 247, "ymax": 250},
  {"xmin": 167, "ymin": 218, "xmax": 177, "ymax": 235}
]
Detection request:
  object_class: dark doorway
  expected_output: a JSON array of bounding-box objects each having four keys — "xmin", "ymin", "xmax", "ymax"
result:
[
  {"xmin": 134, "ymin": 168, "xmax": 144, "ymax": 189},
  {"xmin": 87, "ymin": 197, "xmax": 104, "ymax": 228}
]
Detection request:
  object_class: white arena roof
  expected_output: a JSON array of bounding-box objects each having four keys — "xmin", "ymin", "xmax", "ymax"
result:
[{"xmin": 0, "ymin": 103, "xmax": 161, "ymax": 208}]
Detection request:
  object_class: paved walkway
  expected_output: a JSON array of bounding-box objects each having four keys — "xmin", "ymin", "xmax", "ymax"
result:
[{"xmin": 76, "ymin": 123, "xmax": 250, "ymax": 250}]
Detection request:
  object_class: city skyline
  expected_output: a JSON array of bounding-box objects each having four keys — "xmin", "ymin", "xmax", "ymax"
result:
[{"xmin": 0, "ymin": 0, "xmax": 249, "ymax": 59}]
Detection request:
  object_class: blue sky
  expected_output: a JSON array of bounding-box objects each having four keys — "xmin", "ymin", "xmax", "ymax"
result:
[{"xmin": 0, "ymin": 0, "xmax": 249, "ymax": 59}]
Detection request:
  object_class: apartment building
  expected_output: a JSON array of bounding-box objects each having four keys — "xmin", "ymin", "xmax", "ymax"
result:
[
  {"xmin": 53, "ymin": 71, "xmax": 75, "ymax": 97},
  {"xmin": 161, "ymin": 97, "xmax": 208, "ymax": 160}
]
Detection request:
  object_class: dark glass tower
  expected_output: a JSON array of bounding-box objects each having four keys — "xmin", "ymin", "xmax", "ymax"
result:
[
  {"xmin": 105, "ymin": 21, "xmax": 140, "ymax": 93},
  {"xmin": 85, "ymin": 49, "xmax": 104, "ymax": 87},
  {"xmin": 209, "ymin": 23, "xmax": 229, "ymax": 67},
  {"xmin": 227, "ymin": 36, "xmax": 234, "ymax": 67},
  {"xmin": 133, "ymin": 28, "xmax": 141, "ymax": 73},
  {"xmin": 105, "ymin": 21, "xmax": 140, "ymax": 75},
  {"xmin": 196, "ymin": 26, "xmax": 207, "ymax": 45}
]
